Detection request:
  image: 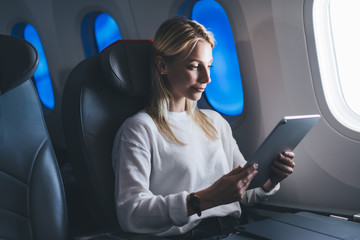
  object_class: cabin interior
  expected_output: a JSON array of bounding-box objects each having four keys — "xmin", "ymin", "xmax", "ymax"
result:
[{"xmin": 1, "ymin": 0, "xmax": 359, "ymax": 239}]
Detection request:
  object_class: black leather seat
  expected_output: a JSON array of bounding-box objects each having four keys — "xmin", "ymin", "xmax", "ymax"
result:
[
  {"xmin": 62, "ymin": 40, "xmax": 154, "ymax": 235},
  {"xmin": 0, "ymin": 34, "xmax": 68, "ymax": 240}
]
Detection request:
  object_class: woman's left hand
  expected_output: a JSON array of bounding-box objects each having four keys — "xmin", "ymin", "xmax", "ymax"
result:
[{"xmin": 262, "ymin": 151, "xmax": 295, "ymax": 192}]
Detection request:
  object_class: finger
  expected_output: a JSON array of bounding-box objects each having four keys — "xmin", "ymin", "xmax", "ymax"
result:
[
  {"xmin": 284, "ymin": 151, "xmax": 295, "ymax": 159},
  {"xmin": 278, "ymin": 153, "xmax": 296, "ymax": 168},
  {"xmin": 237, "ymin": 168, "xmax": 258, "ymax": 189},
  {"xmin": 237, "ymin": 170, "xmax": 258, "ymax": 199},
  {"xmin": 243, "ymin": 172, "xmax": 257, "ymax": 188},
  {"xmin": 273, "ymin": 160, "xmax": 294, "ymax": 174},
  {"xmin": 228, "ymin": 163, "xmax": 258, "ymax": 178},
  {"xmin": 226, "ymin": 165, "xmax": 244, "ymax": 176},
  {"xmin": 271, "ymin": 164, "xmax": 291, "ymax": 180},
  {"xmin": 235, "ymin": 163, "xmax": 258, "ymax": 181}
]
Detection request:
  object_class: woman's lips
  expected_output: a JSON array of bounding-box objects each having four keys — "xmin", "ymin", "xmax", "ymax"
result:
[{"xmin": 192, "ymin": 86, "xmax": 206, "ymax": 92}]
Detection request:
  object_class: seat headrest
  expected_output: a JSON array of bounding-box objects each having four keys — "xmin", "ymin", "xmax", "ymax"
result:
[
  {"xmin": 100, "ymin": 40, "xmax": 153, "ymax": 96},
  {"xmin": 0, "ymin": 35, "xmax": 39, "ymax": 95}
]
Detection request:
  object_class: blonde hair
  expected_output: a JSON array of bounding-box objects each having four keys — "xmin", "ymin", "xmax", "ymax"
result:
[{"xmin": 146, "ymin": 17, "xmax": 218, "ymax": 145}]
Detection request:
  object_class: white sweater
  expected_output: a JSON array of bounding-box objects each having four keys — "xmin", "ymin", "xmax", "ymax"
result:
[{"xmin": 112, "ymin": 109, "xmax": 279, "ymax": 237}]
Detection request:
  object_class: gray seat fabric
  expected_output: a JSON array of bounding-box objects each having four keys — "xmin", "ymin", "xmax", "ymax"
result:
[{"xmin": 0, "ymin": 34, "xmax": 68, "ymax": 240}]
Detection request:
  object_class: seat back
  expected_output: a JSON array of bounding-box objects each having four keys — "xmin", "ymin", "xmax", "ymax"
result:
[
  {"xmin": 62, "ymin": 40, "xmax": 153, "ymax": 231},
  {"xmin": 0, "ymin": 35, "xmax": 68, "ymax": 240}
]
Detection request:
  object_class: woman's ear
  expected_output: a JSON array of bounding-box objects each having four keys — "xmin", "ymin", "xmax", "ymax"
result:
[{"xmin": 156, "ymin": 55, "xmax": 167, "ymax": 75}]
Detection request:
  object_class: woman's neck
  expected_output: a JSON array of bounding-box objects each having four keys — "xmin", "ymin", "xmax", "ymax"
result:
[{"xmin": 169, "ymin": 98, "xmax": 186, "ymax": 112}]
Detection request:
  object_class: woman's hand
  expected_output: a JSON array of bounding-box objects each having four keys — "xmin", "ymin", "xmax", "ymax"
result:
[
  {"xmin": 188, "ymin": 163, "xmax": 258, "ymax": 216},
  {"xmin": 262, "ymin": 151, "xmax": 295, "ymax": 192}
]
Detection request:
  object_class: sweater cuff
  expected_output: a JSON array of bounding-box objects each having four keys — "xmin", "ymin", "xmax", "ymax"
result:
[
  {"xmin": 255, "ymin": 182, "xmax": 280, "ymax": 199},
  {"xmin": 168, "ymin": 191, "xmax": 190, "ymax": 226}
]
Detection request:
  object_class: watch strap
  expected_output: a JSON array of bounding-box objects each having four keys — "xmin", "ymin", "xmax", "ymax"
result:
[{"xmin": 188, "ymin": 192, "xmax": 201, "ymax": 217}]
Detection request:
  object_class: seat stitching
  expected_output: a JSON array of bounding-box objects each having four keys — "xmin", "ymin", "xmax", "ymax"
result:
[
  {"xmin": 0, "ymin": 208, "xmax": 29, "ymax": 221},
  {"xmin": 0, "ymin": 170, "xmax": 27, "ymax": 186}
]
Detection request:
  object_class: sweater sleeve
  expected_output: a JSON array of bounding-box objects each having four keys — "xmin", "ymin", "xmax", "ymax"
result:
[
  {"xmin": 241, "ymin": 184, "xmax": 280, "ymax": 205},
  {"xmin": 112, "ymin": 118, "xmax": 190, "ymax": 234}
]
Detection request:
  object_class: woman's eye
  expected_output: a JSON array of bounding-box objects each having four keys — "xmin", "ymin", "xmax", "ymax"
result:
[
  {"xmin": 188, "ymin": 65, "xmax": 199, "ymax": 70},
  {"xmin": 187, "ymin": 63, "xmax": 212, "ymax": 70}
]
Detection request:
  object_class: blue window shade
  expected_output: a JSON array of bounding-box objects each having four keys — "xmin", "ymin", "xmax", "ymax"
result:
[
  {"xmin": 12, "ymin": 23, "xmax": 55, "ymax": 110},
  {"xmin": 192, "ymin": 0, "xmax": 244, "ymax": 116},
  {"xmin": 94, "ymin": 13, "xmax": 122, "ymax": 52}
]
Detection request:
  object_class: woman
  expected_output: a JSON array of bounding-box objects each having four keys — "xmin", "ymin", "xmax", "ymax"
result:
[{"xmin": 112, "ymin": 17, "xmax": 295, "ymax": 239}]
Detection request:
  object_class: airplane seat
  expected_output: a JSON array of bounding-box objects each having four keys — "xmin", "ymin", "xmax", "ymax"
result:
[
  {"xmin": 62, "ymin": 40, "xmax": 160, "ymax": 238},
  {"xmin": 0, "ymin": 34, "xmax": 68, "ymax": 240}
]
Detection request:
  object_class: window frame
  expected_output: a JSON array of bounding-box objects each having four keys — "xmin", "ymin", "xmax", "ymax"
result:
[{"xmin": 304, "ymin": 0, "xmax": 360, "ymax": 139}]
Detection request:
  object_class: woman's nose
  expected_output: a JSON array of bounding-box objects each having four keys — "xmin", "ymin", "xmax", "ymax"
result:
[{"xmin": 199, "ymin": 67, "xmax": 211, "ymax": 83}]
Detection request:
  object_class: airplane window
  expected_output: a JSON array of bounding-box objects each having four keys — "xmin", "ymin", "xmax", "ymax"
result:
[
  {"xmin": 82, "ymin": 12, "xmax": 122, "ymax": 57},
  {"xmin": 12, "ymin": 23, "xmax": 55, "ymax": 110},
  {"xmin": 182, "ymin": 0, "xmax": 244, "ymax": 116},
  {"xmin": 313, "ymin": 0, "xmax": 360, "ymax": 132},
  {"xmin": 95, "ymin": 13, "xmax": 122, "ymax": 52}
]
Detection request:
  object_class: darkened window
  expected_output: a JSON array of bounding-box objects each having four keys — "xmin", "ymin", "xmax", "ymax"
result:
[{"xmin": 12, "ymin": 23, "xmax": 55, "ymax": 110}]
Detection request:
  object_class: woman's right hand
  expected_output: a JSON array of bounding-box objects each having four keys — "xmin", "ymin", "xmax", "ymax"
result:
[{"xmin": 188, "ymin": 164, "xmax": 258, "ymax": 216}]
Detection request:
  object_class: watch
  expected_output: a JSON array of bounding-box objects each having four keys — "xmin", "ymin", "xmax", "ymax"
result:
[{"xmin": 188, "ymin": 192, "xmax": 201, "ymax": 217}]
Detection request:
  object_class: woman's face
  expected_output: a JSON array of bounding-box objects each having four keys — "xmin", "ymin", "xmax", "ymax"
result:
[{"xmin": 160, "ymin": 40, "xmax": 213, "ymax": 111}]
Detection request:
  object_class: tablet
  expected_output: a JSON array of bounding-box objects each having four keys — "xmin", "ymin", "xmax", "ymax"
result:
[{"xmin": 245, "ymin": 114, "xmax": 321, "ymax": 189}]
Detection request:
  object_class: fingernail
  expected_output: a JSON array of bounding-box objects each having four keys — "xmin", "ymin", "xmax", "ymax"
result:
[{"xmin": 254, "ymin": 163, "xmax": 258, "ymax": 169}]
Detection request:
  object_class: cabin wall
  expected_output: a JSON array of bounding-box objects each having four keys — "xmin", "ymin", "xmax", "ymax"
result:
[
  {"xmin": 0, "ymin": 0, "xmax": 359, "ymax": 214},
  {"xmin": 228, "ymin": 0, "xmax": 360, "ymax": 213}
]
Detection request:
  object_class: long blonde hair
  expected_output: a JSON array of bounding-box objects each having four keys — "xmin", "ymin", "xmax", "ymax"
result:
[{"xmin": 146, "ymin": 17, "xmax": 218, "ymax": 145}]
